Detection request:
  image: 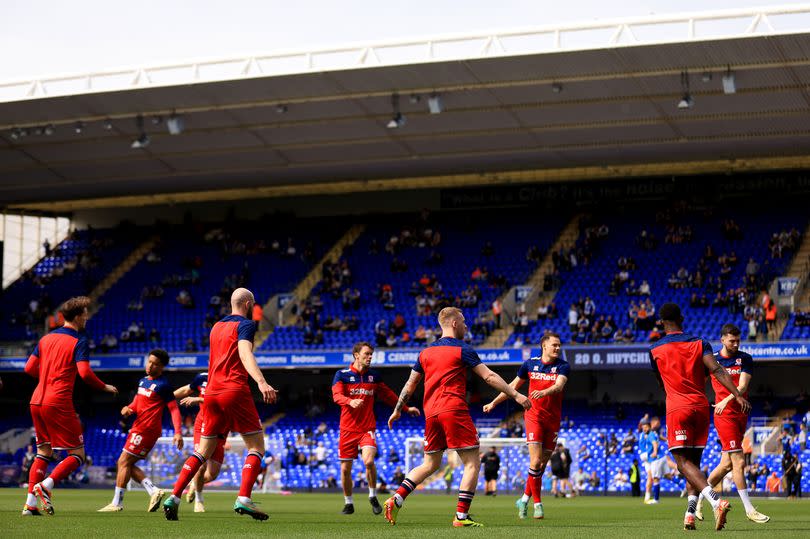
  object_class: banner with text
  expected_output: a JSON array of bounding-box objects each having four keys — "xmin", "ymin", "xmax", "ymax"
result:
[{"xmin": 0, "ymin": 342, "xmax": 806, "ymax": 372}]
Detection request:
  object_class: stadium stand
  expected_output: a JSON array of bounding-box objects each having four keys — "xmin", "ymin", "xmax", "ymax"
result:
[
  {"xmin": 261, "ymin": 211, "xmax": 567, "ymax": 350},
  {"xmin": 505, "ymin": 207, "xmax": 806, "ymax": 346}
]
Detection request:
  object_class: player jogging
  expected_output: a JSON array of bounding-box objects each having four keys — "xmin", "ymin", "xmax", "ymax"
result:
[
  {"xmin": 638, "ymin": 418, "xmax": 666, "ymax": 504},
  {"xmin": 22, "ymin": 296, "xmax": 118, "ymax": 516},
  {"xmin": 173, "ymin": 371, "xmax": 227, "ymax": 513},
  {"xmin": 98, "ymin": 349, "xmax": 183, "ymax": 512},
  {"xmin": 384, "ymin": 307, "xmax": 531, "ymax": 528},
  {"xmin": 332, "ymin": 341, "xmax": 420, "ymax": 515},
  {"xmin": 649, "ymin": 303, "xmax": 750, "ymax": 531},
  {"xmin": 163, "ymin": 288, "xmax": 278, "ymax": 521},
  {"xmin": 695, "ymin": 324, "xmax": 769, "ymax": 524},
  {"xmin": 483, "ymin": 332, "xmax": 569, "ymax": 520}
]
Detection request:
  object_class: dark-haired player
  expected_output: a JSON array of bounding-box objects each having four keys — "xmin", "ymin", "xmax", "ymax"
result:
[
  {"xmin": 649, "ymin": 304, "xmax": 750, "ymax": 531},
  {"xmin": 695, "ymin": 324, "xmax": 769, "ymax": 523},
  {"xmin": 385, "ymin": 307, "xmax": 530, "ymax": 528},
  {"xmin": 163, "ymin": 288, "xmax": 278, "ymax": 521},
  {"xmin": 23, "ymin": 296, "xmax": 118, "ymax": 516},
  {"xmin": 98, "ymin": 349, "xmax": 182, "ymax": 512},
  {"xmin": 332, "ymin": 341, "xmax": 420, "ymax": 515},
  {"xmin": 173, "ymin": 371, "xmax": 226, "ymax": 513},
  {"xmin": 484, "ymin": 332, "xmax": 569, "ymax": 520}
]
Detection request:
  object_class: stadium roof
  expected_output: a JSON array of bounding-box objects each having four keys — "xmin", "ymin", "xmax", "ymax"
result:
[{"xmin": 3, "ymin": 4, "xmax": 810, "ymax": 211}]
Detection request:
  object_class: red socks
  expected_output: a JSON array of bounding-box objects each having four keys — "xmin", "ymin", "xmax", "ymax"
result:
[
  {"xmin": 529, "ymin": 467, "xmax": 542, "ymax": 503},
  {"xmin": 50, "ymin": 454, "xmax": 83, "ymax": 485},
  {"xmin": 395, "ymin": 477, "xmax": 416, "ymax": 501},
  {"xmin": 28, "ymin": 455, "xmax": 50, "ymax": 492},
  {"xmin": 457, "ymin": 490, "xmax": 474, "ymax": 515},
  {"xmin": 173, "ymin": 452, "xmax": 206, "ymax": 497},
  {"xmin": 238, "ymin": 451, "xmax": 263, "ymax": 498}
]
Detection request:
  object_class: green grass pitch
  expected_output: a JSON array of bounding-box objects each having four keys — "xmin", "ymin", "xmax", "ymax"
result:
[{"xmin": 2, "ymin": 489, "xmax": 808, "ymax": 538}]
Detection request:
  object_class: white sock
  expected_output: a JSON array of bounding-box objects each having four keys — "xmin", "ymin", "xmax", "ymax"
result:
[
  {"xmin": 368, "ymin": 487, "xmax": 376, "ymax": 498},
  {"xmin": 645, "ymin": 491, "xmax": 650, "ymax": 500},
  {"xmin": 26, "ymin": 493, "xmax": 37, "ymax": 506},
  {"xmin": 686, "ymin": 495, "xmax": 698, "ymax": 517},
  {"xmin": 534, "ymin": 502, "xmax": 542, "ymax": 508},
  {"xmin": 700, "ymin": 487, "xmax": 720, "ymax": 510},
  {"xmin": 344, "ymin": 495, "xmax": 353, "ymax": 504},
  {"xmin": 393, "ymin": 493, "xmax": 404, "ymax": 507},
  {"xmin": 41, "ymin": 477, "xmax": 54, "ymax": 490},
  {"xmin": 112, "ymin": 487, "xmax": 125, "ymax": 506},
  {"xmin": 141, "ymin": 478, "xmax": 156, "ymax": 496},
  {"xmin": 169, "ymin": 494, "xmax": 180, "ymax": 504},
  {"xmin": 237, "ymin": 496, "xmax": 251, "ymax": 505},
  {"xmin": 520, "ymin": 494, "xmax": 530, "ymax": 503},
  {"xmin": 456, "ymin": 511, "xmax": 468, "ymax": 520},
  {"xmin": 738, "ymin": 489, "xmax": 754, "ymax": 513},
  {"xmin": 196, "ymin": 490, "xmax": 205, "ymax": 504}
]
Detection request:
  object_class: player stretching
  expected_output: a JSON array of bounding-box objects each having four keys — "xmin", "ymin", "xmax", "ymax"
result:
[
  {"xmin": 483, "ymin": 332, "xmax": 569, "ymax": 520},
  {"xmin": 98, "ymin": 349, "xmax": 182, "ymax": 512},
  {"xmin": 163, "ymin": 288, "xmax": 278, "ymax": 521},
  {"xmin": 22, "ymin": 296, "xmax": 118, "ymax": 516},
  {"xmin": 638, "ymin": 418, "xmax": 666, "ymax": 504},
  {"xmin": 695, "ymin": 324, "xmax": 769, "ymax": 523},
  {"xmin": 333, "ymin": 341, "xmax": 420, "ymax": 515},
  {"xmin": 173, "ymin": 371, "xmax": 227, "ymax": 513},
  {"xmin": 385, "ymin": 307, "xmax": 530, "ymax": 527},
  {"xmin": 649, "ymin": 304, "xmax": 750, "ymax": 531}
]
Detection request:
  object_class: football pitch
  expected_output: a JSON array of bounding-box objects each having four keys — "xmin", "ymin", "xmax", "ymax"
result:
[{"xmin": 2, "ymin": 490, "xmax": 808, "ymax": 538}]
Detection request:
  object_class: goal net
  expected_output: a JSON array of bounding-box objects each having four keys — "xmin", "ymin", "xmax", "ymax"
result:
[
  {"xmin": 404, "ymin": 436, "xmax": 565, "ymax": 493},
  {"xmin": 132, "ymin": 435, "xmax": 284, "ymax": 492}
]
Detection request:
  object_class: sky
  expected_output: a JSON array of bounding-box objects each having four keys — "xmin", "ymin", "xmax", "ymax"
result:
[{"xmin": 0, "ymin": 0, "xmax": 797, "ymax": 81}]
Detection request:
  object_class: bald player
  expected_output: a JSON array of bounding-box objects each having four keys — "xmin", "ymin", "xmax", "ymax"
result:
[{"xmin": 163, "ymin": 288, "xmax": 278, "ymax": 521}]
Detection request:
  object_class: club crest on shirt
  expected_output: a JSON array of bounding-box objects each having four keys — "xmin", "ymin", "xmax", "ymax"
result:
[
  {"xmin": 533, "ymin": 366, "xmax": 539, "ymax": 371},
  {"xmin": 368, "ymin": 375, "xmax": 374, "ymax": 382},
  {"xmin": 551, "ymin": 367, "xmax": 557, "ymax": 373},
  {"xmin": 349, "ymin": 376, "xmax": 355, "ymax": 382},
  {"xmin": 735, "ymin": 358, "xmax": 742, "ymax": 365}
]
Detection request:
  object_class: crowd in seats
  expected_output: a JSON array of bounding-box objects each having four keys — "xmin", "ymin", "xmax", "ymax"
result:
[
  {"xmin": 506, "ymin": 205, "xmax": 805, "ymax": 347},
  {"xmin": 0, "ymin": 224, "xmax": 146, "ymax": 342},
  {"xmin": 261, "ymin": 210, "xmax": 565, "ymax": 350}
]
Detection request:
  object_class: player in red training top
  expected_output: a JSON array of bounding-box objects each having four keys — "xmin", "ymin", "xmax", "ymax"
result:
[
  {"xmin": 163, "ymin": 288, "xmax": 277, "ymax": 521},
  {"xmin": 385, "ymin": 307, "xmax": 530, "ymax": 528},
  {"xmin": 173, "ymin": 371, "xmax": 227, "ymax": 513},
  {"xmin": 649, "ymin": 304, "xmax": 750, "ymax": 532},
  {"xmin": 22, "ymin": 296, "xmax": 118, "ymax": 516},
  {"xmin": 695, "ymin": 324, "xmax": 769, "ymax": 524},
  {"xmin": 332, "ymin": 341, "xmax": 420, "ymax": 515},
  {"xmin": 483, "ymin": 332, "xmax": 569, "ymax": 520},
  {"xmin": 97, "ymin": 349, "xmax": 182, "ymax": 513}
]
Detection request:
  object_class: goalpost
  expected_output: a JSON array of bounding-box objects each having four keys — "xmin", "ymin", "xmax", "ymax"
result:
[{"xmin": 131, "ymin": 435, "xmax": 284, "ymax": 493}]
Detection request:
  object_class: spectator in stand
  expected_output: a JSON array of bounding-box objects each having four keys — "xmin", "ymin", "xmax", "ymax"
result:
[
  {"xmin": 765, "ymin": 472, "xmax": 780, "ymax": 493},
  {"xmin": 638, "ymin": 280, "xmax": 651, "ymax": 296},
  {"xmin": 252, "ymin": 301, "xmax": 263, "ymax": 331},
  {"xmin": 589, "ymin": 471, "xmax": 601, "ymax": 488},
  {"xmin": 492, "ymin": 298, "xmax": 503, "ymax": 328}
]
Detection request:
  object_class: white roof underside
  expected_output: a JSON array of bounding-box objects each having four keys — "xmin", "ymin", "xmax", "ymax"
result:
[{"xmin": 2, "ymin": 4, "xmax": 810, "ymax": 210}]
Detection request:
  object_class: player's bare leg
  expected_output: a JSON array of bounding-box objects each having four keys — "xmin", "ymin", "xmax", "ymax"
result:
[
  {"xmin": 164, "ymin": 436, "xmax": 216, "ymax": 520},
  {"xmin": 232, "ymin": 431, "xmax": 268, "ymax": 520},
  {"xmin": 33, "ymin": 446, "xmax": 86, "ymax": 516},
  {"xmin": 451, "ymin": 448, "xmax": 484, "ymax": 527},
  {"xmin": 362, "ymin": 446, "xmax": 383, "ymax": 515},
  {"xmin": 672, "ymin": 448, "xmax": 730, "ymax": 530},
  {"xmin": 699, "ymin": 451, "xmax": 768, "ymax": 523},
  {"xmin": 385, "ymin": 451, "xmax": 443, "ymax": 525},
  {"xmin": 191, "ymin": 460, "xmax": 221, "ymax": 512},
  {"xmin": 340, "ymin": 460, "xmax": 355, "ymax": 514},
  {"xmin": 22, "ymin": 444, "xmax": 53, "ymax": 516}
]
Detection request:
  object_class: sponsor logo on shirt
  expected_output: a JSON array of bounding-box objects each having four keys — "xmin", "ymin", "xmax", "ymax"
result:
[
  {"xmin": 138, "ymin": 386, "xmax": 154, "ymax": 397},
  {"xmin": 349, "ymin": 388, "xmax": 374, "ymax": 396},
  {"xmin": 530, "ymin": 372, "xmax": 557, "ymax": 381}
]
